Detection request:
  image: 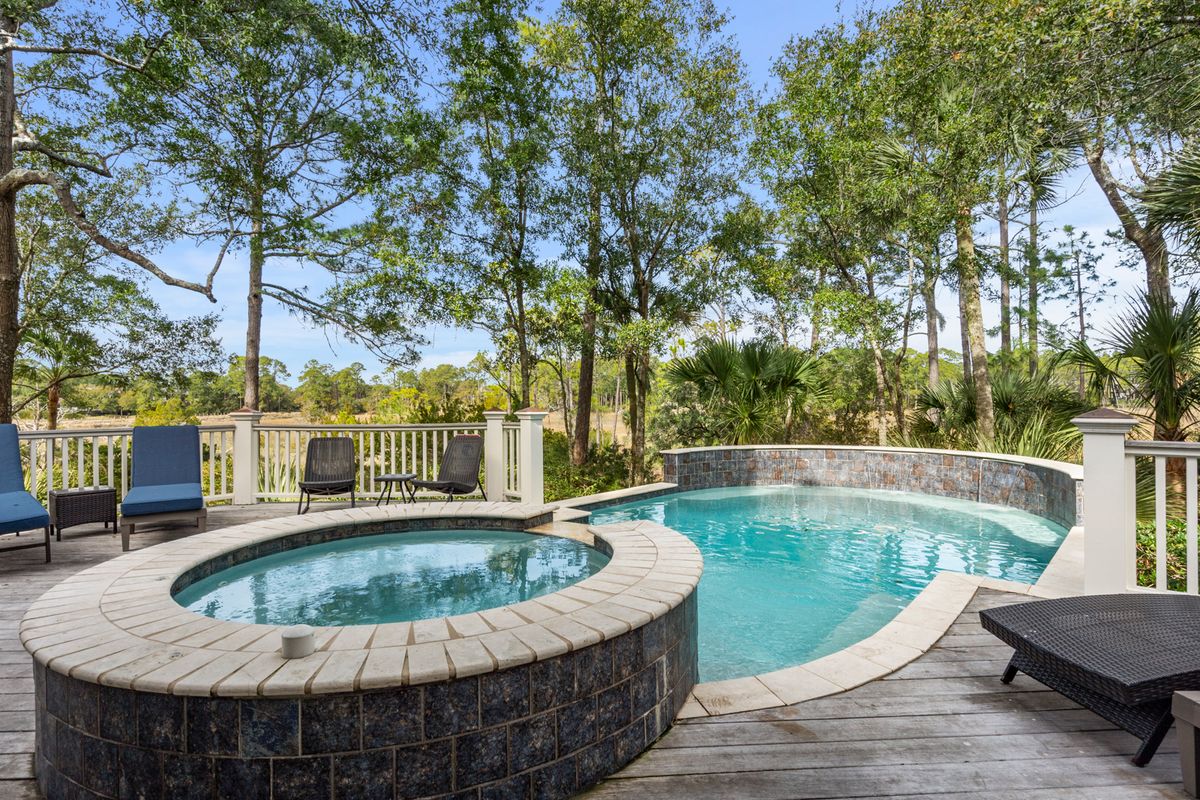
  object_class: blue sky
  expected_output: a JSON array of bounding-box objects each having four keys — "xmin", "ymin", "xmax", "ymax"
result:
[{"xmin": 148, "ymin": 0, "xmax": 1144, "ymax": 382}]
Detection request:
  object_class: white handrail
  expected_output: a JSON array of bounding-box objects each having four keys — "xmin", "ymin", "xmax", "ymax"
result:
[
  {"xmin": 1076, "ymin": 410, "xmax": 1200, "ymax": 595},
  {"xmin": 15, "ymin": 416, "xmax": 545, "ymax": 507}
]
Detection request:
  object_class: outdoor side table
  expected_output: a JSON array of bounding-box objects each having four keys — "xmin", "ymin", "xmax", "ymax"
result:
[
  {"xmin": 48, "ymin": 486, "xmax": 118, "ymax": 541},
  {"xmin": 981, "ymin": 593, "xmax": 1200, "ymax": 766},
  {"xmin": 376, "ymin": 473, "xmax": 418, "ymax": 506}
]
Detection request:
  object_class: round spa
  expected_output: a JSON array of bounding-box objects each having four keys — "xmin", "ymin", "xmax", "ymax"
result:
[{"xmin": 21, "ymin": 504, "xmax": 701, "ymax": 800}]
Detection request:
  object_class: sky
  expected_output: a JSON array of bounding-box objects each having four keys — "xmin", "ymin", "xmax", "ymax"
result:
[{"xmin": 147, "ymin": 0, "xmax": 1150, "ymax": 382}]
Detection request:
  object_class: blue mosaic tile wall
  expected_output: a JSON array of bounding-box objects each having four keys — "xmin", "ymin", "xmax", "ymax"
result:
[
  {"xmin": 662, "ymin": 447, "xmax": 1081, "ymax": 529},
  {"xmin": 33, "ymin": 590, "xmax": 698, "ymax": 800}
]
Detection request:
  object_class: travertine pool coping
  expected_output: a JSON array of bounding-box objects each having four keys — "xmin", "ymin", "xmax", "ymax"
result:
[
  {"xmin": 554, "ymin": 446, "xmax": 1087, "ymax": 718},
  {"xmin": 19, "ymin": 502, "xmax": 702, "ymax": 698}
]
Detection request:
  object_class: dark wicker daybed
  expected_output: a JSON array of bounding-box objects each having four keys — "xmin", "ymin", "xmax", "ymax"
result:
[{"xmin": 981, "ymin": 593, "xmax": 1200, "ymax": 766}]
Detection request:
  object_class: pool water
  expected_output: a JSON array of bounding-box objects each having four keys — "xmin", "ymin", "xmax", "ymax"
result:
[
  {"xmin": 174, "ymin": 530, "xmax": 609, "ymax": 626},
  {"xmin": 589, "ymin": 485, "xmax": 1068, "ymax": 681}
]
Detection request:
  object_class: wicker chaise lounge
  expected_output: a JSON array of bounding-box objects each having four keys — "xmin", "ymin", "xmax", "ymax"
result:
[
  {"xmin": 119, "ymin": 425, "xmax": 207, "ymax": 551},
  {"xmin": 0, "ymin": 423, "xmax": 51, "ymax": 562},
  {"xmin": 411, "ymin": 434, "xmax": 484, "ymax": 501},
  {"xmin": 981, "ymin": 593, "xmax": 1200, "ymax": 766}
]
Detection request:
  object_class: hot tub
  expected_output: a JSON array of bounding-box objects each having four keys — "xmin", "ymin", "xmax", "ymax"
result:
[{"xmin": 21, "ymin": 503, "xmax": 701, "ymax": 800}]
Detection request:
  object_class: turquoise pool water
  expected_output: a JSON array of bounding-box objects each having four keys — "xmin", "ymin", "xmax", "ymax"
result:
[
  {"xmin": 589, "ymin": 485, "xmax": 1068, "ymax": 681},
  {"xmin": 175, "ymin": 530, "xmax": 609, "ymax": 626}
]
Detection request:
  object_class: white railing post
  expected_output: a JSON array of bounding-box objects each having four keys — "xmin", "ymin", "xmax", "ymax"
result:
[
  {"xmin": 516, "ymin": 408, "xmax": 547, "ymax": 506},
  {"xmin": 1073, "ymin": 408, "xmax": 1138, "ymax": 594},
  {"xmin": 483, "ymin": 410, "xmax": 507, "ymax": 502},
  {"xmin": 230, "ymin": 409, "xmax": 263, "ymax": 505}
]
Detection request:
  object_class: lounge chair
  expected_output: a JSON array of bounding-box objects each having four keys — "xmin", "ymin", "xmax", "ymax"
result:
[
  {"xmin": 411, "ymin": 434, "xmax": 484, "ymax": 501},
  {"xmin": 297, "ymin": 436, "xmax": 356, "ymax": 514},
  {"xmin": 981, "ymin": 593, "xmax": 1200, "ymax": 766},
  {"xmin": 119, "ymin": 425, "xmax": 207, "ymax": 551},
  {"xmin": 0, "ymin": 424, "xmax": 51, "ymax": 562}
]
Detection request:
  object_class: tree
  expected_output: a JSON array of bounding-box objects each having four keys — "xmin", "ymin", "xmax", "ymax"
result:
[
  {"xmin": 11, "ymin": 176, "xmax": 220, "ymax": 426},
  {"xmin": 542, "ymin": 0, "xmax": 748, "ymax": 481},
  {"xmin": 666, "ymin": 339, "xmax": 822, "ymax": 445},
  {"xmin": 433, "ymin": 0, "xmax": 558, "ymax": 410},
  {"xmin": 0, "ymin": 1, "xmax": 227, "ymax": 420},
  {"xmin": 1062, "ymin": 290, "xmax": 1200, "ymax": 442},
  {"xmin": 114, "ymin": 0, "xmax": 439, "ymax": 410}
]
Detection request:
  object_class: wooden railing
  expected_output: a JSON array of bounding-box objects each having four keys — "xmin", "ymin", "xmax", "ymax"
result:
[
  {"xmin": 15, "ymin": 410, "xmax": 547, "ymax": 506},
  {"xmin": 1077, "ymin": 409, "xmax": 1200, "ymax": 594}
]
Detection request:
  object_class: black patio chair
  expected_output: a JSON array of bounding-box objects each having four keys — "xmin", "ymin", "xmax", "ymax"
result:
[
  {"xmin": 298, "ymin": 436, "xmax": 357, "ymax": 514},
  {"xmin": 411, "ymin": 434, "xmax": 484, "ymax": 501}
]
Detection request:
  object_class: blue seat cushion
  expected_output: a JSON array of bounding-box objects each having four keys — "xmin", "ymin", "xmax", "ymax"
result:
[
  {"xmin": 0, "ymin": 491, "xmax": 50, "ymax": 534},
  {"xmin": 121, "ymin": 484, "xmax": 204, "ymax": 517}
]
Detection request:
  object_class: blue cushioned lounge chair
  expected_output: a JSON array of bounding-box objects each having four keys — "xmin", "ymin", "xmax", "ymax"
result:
[
  {"xmin": 119, "ymin": 425, "xmax": 207, "ymax": 551},
  {"xmin": 0, "ymin": 424, "xmax": 51, "ymax": 562}
]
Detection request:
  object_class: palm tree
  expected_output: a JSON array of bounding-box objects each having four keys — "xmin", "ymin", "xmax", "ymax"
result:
[
  {"xmin": 1059, "ymin": 290, "xmax": 1200, "ymax": 441},
  {"xmin": 1144, "ymin": 143, "xmax": 1200, "ymax": 257},
  {"xmin": 14, "ymin": 330, "xmax": 101, "ymax": 430},
  {"xmin": 666, "ymin": 339, "xmax": 823, "ymax": 445}
]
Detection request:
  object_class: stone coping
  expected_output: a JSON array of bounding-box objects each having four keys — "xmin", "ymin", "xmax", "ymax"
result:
[
  {"xmin": 658, "ymin": 444, "xmax": 1083, "ymax": 481},
  {"xmin": 19, "ymin": 502, "xmax": 702, "ymax": 699}
]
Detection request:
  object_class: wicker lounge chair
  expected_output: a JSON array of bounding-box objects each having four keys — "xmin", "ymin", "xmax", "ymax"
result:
[
  {"xmin": 0, "ymin": 424, "xmax": 51, "ymax": 562},
  {"xmin": 298, "ymin": 436, "xmax": 357, "ymax": 514},
  {"xmin": 411, "ymin": 434, "xmax": 484, "ymax": 501},
  {"xmin": 981, "ymin": 593, "xmax": 1200, "ymax": 766},
  {"xmin": 119, "ymin": 425, "xmax": 207, "ymax": 551}
]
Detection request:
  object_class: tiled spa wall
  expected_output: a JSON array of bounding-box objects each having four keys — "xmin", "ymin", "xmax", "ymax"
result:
[
  {"xmin": 662, "ymin": 446, "xmax": 1081, "ymax": 529},
  {"xmin": 33, "ymin": 590, "xmax": 699, "ymax": 800}
]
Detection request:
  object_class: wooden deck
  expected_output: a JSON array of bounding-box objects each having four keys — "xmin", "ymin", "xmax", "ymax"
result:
[{"xmin": 0, "ymin": 507, "xmax": 1191, "ymax": 799}]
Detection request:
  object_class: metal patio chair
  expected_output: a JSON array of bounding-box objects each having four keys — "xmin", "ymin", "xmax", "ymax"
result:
[
  {"xmin": 298, "ymin": 436, "xmax": 357, "ymax": 514},
  {"xmin": 411, "ymin": 434, "xmax": 484, "ymax": 501}
]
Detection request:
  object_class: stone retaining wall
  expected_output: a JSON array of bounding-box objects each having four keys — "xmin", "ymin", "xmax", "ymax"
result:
[{"xmin": 661, "ymin": 446, "xmax": 1081, "ymax": 529}]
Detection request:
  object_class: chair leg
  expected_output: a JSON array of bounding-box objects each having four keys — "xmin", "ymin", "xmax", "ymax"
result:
[
  {"xmin": 350, "ymin": 489, "xmax": 356, "ymax": 509},
  {"xmin": 120, "ymin": 521, "xmax": 132, "ymax": 552},
  {"xmin": 43, "ymin": 526, "xmax": 51, "ymax": 563},
  {"xmin": 1001, "ymin": 656, "xmax": 1019, "ymax": 684},
  {"xmin": 197, "ymin": 511, "xmax": 207, "ymax": 533},
  {"xmin": 1133, "ymin": 710, "xmax": 1176, "ymax": 766},
  {"xmin": 298, "ymin": 491, "xmax": 306, "ymax": 515}
]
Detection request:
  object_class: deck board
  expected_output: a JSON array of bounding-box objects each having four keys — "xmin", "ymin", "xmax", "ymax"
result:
[
  {"xmin": 1, "ymin": 510, "xmax": 1191, "ymax": 799},
  {"xmin": 585, "ymin": 590, "xmax": 1188, "ymax": 799}
]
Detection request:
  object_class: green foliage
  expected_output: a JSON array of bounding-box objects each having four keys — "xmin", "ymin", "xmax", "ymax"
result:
[
  {"xmin": 1058, "ymin": 290, "xmax": 1200, "ymax": 440},
  {"xmin": 665, "ymin": 338, "xmax": 823, "ymax": 445},
  {"xmin": 135, "ymin": 397, "xmax": 200, "ymax": 426},
  {"xmin": 542, "ymin": 430, "xmax": 628, "ymax": 503},
  {"xmin": 1136, "ymin": 519, "xmax": 1193, "ymax": 592},
  {"xmin": 907, "ymin": 369, "xmax": 1087, "ymax": 461}
]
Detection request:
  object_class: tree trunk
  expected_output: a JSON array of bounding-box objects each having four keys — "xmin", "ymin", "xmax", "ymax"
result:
[
  {"xmin": 869, "ymin": 335, "xmax": 889, "ymax": 446},
  {"xmin": 1075, "ymin": 251, "xmax": 1086, "ymax": 400},
  {"xmin": 1027, "ymin": 198, "xmax": 1039, "ymax": 376},
  {"xmin": 243, "ymin": 213, "xmax": 264, "ymax": 410},
  {"xmin": 623, "ymin": 354, "xmax": 641, "ymax": 482},
  {"xmin": 572, "ymin": 179, "xmax": 601, "ymax": 466},
  {"xmin": 998, "ymin": 188, "xmax": 1012, "ymax": 358},
  {"xmin": 956, "ymin": 207, "xmax": 995, "ymax": 442},
  {"xmin": 0, "ymin": 18, "xmax": 19, "ymax": 423},
  {"xmin": 958, "ymin": 279, "xmax": 972, "ymax": 389},
  {"xmin": 1084, "ymin": 140, "xmax": 1170, "ymax": 302},
  {"xmin": 923, "ymin": 269, "xmax": 939, "ymax": 388},
  {"xmin": 47, "ymin": 381, "xmax": 59, "ymax": 430}
]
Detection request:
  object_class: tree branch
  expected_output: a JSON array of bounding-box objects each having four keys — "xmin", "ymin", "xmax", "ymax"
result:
[{"xmin": 0, "ymin": 168, "xmax": 218, "ymax": 300}]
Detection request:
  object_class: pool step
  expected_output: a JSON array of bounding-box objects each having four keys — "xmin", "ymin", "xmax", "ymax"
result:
[{"xmin": 528, "ymin": 520, "xmax": 594, "ymax": 546}]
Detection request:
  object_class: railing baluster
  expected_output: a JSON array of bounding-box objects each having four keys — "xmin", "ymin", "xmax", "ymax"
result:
[
  {"xmin": 1188, "ymin": 458, "xmax": 1198, "ymax": 595},
  {"xmin": 1156, "ymin": 455, "xmax": 1168, "ymax": 591}
]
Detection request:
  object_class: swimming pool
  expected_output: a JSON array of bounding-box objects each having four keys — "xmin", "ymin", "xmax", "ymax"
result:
[
  {"xmin": 589, "ymin": 485, "xmax": 1068, "ymax": 681},
  {"xmin": 174, "ymin": 529, "xmax": 610, "ymax": 626}
]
